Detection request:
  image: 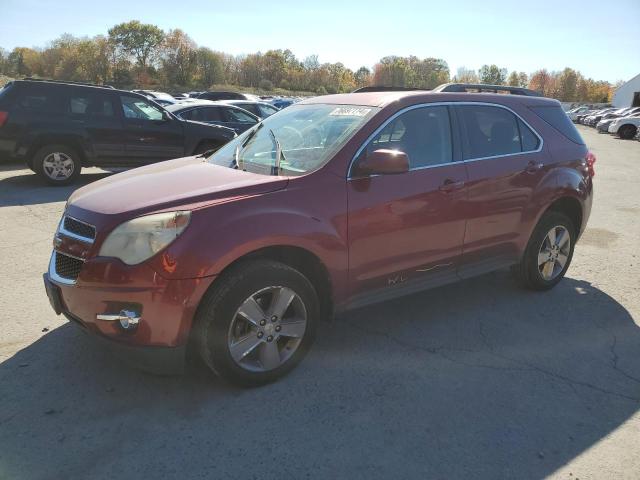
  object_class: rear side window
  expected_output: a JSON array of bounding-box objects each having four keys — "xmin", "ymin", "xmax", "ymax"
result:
[
  {"xmin": 16, "ymin": 91, "xmax": 53, "ymax": 111},
  {"xmin": 198, "ymin": 107, "xmax": 223, "ymax": 122},
  {"xmin": 529, "ymin": 105, "xmax": 585, "ymax": 145},
  {"xmin": 458, "ymin": 105, "xmax": 526, "ymax": 159},
  {"xmin": 518, "ymin": 118, "xmax": 540, "ymax": 151},
  {"xmin": 0, "ymin": 83, "xmax": 12, "ymax": 106},
  {"xmin": 68, "ymin": 93, "xmax": 115, "ymax": 117},
  {"xmin": 366, "ymin": 105, "xmax": 453, "ymax": 168}
]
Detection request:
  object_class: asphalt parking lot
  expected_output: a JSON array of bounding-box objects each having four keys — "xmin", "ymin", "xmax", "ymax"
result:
[{"xmin": 0, "ymin": 126, "xmax": 639, "ymax": 480}]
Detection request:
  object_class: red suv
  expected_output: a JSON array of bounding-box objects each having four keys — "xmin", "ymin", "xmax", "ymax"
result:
[{"xmin": 44, "ymin": 86, "xmax": 594, "ymax": 386}]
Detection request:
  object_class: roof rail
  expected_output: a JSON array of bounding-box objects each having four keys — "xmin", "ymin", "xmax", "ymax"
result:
[
  {"xmin": 353, "ymin": 86, "xmax": 430, "ymax": 93},
  {"xmin": 22, "ymin": 77, "xmax": 115, "ymax": 89},
  {"xmin": 433, "ymin": 83, "xmax": 542, "ymax": 96}
]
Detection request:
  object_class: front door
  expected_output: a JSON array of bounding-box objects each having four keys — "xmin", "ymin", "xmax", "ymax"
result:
[
  {"xmin": 119, "ymin": 95, "xmax": 184, "ymax": 164},
  {"xmin": 346, "ymin": 105, "xmax": 468, "ymax": 307}
]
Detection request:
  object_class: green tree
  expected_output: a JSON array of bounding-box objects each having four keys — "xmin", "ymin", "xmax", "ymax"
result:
[
  {"xmin": 478, "ymin": 64, "xmax": 507, "ymax": 85},
  {"xmin": 556, "ymin": 67, "xmax": 579, "ymax": 101},
  {"xmin": 507, "ymin": 71, "xmax": 520, "ymax": 86},
  {"xmin": 454, "ymin": 67, "xmax": 478, "ymax": 83},
  {"xmin": 195, "ymin": 47, "xmax": 225, "ymax": 88},
  {"xmin": 108, "ymin": 20, "xmax": 164, "ymax": 70},
  {"xmin": 354, "ymin": 66, "xmax": 371, "ymax": 88},
  {"xmin": 160, "ymin": 29, "xmax": 197, "ymax": 87}
]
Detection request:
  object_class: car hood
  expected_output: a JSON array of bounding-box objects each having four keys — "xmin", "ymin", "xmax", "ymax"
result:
[{"xmin": 67, "ymin": 156, "xmax": 289, "ymax": 216}]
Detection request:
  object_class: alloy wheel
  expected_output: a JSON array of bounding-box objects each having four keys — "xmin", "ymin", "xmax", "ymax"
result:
[
  {"xmin": 227, "ymin": 286, "xmax": 307, "ymax": 372},
  {"xmin": 42, "ymin": 152, "xmax": 75, "ymax": 180},
  {"xmin": 538, "ymin": 225, "xmax": 571, "ymax": 281}
]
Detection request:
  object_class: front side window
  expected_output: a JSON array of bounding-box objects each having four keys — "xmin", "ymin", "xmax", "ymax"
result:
[
  {"xmin": 458, "ymin": 105, "xmax": 524, "ymax": 159},
  {"xmin": 209, "ymin": 103, "xmax": 378, "ymax": 176},
  {"xmin": 224, "ymin": 107, "xmax": 257, "ymax": 123},
  {"xmin": 120, "ymin": 95, "xmax": 164, "ymax": 121},
  {"xmin": 364, "ymin": 105, "xmax": 453, "ymax": 168}
]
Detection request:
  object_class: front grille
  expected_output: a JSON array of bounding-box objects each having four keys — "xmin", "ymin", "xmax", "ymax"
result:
[
  {"xmin": 63, "ymin": 216, "xmax": 96, "ymax": 241},
  {"xmin": 55, "ymin": 252, "xmax": 83, "ymax": 281}
]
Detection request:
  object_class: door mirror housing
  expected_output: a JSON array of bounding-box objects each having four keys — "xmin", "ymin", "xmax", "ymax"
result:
[
  {"xmin": 161, "ymin": 110, "xmax": 173, "ymax": 122},
  {"xmin": 353, "ymin": 149, "xmax": 410, "ymax": 177}
]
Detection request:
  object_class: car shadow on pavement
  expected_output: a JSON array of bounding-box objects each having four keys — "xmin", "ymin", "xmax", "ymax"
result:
[
  {"xmin": 0, "ymin": 272, "xmax": 638, "ymax": 479},
  {"xmin": 0, "ymin": 169, "xmax": 112, "ymax": 207}
]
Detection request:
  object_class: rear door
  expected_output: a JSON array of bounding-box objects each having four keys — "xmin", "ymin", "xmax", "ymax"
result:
[
  {"xmin": 66, "ymin": 89, "xmax": 125, "ymax": 163},
  {"xmin": 454, "ymin": 103, "xmax": 545, "ymax": 277},
  {"xmin": 119, "ymin": 94, "xmax": 184, "ymax": 163}
]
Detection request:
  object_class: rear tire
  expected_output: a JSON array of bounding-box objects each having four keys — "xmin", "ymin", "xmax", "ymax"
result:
[
  {"xmin": 194, "ymin": 260, "xmax": 319, "ymax": 387},
  {"xmin": 512, "ymin": 211, "xmax": 576, "ymax": 291},
  {"xmin": 618, "ymin": 125, "xmax": 637, "ymax": 140},
  {"xmin": 33, "ymin": 144, "xmax": 82, "ymax": 185}
]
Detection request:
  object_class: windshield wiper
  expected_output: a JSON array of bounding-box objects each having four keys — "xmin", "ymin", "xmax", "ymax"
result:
[
  {"xmin": 242, "ymin": 123, "xmax": 263, "ymax": 148},
  {"xmin": 269, "ymin": 128, "xmax": 286, "ymax": 175}
]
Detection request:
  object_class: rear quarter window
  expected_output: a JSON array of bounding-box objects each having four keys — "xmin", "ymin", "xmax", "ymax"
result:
[{"xmin": 529, "ymin": 105, "xmax": 585, "ymax": 145}]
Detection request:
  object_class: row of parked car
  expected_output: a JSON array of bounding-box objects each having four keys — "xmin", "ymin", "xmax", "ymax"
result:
[
  {"xmin": 0, "ymin": 79, "xmax": 300, "ymax": 184},
  {"xmin": 568, "ymin": 105, "xmax": 640, "ymax": 140}
]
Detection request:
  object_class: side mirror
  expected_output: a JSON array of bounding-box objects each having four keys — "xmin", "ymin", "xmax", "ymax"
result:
[
  {"xmin": 353, "ymin": 149, "xmax": 410, "ymax": 177},
  {"xmin": 161, "ymin": 110, "xmax": 172, "ymax": 122}
]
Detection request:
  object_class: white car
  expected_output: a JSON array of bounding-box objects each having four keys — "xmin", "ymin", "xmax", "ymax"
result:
[
  {"xmin": 567, "ymin": 106, "xmax": 590, "ymax": 121},
  {"xmin": 608, "ymin": 114, "xmax": 640, "ymax": 139}
]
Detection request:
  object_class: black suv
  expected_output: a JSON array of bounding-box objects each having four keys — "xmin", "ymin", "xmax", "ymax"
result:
[{"xmin": 0, "ymin": 79, "xmax": 236, "ymax": 185}]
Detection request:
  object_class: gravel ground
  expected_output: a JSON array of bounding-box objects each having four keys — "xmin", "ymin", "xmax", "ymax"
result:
[{"xmin": 0, "ymin": 126, "xmax": 638, "ymax": 480}]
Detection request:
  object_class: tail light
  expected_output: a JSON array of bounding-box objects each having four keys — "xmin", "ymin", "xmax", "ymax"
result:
[
  {"xmin": 0, "ymin": 111, "xmax": 8, "ymax": 127},
  {"xmin": 586, "ymin": 151, "xmax": 596, "ymax": 177}
]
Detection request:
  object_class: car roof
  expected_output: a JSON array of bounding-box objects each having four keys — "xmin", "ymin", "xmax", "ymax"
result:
[
  {"xmin": 299, "ymin": 91, "xmax": 560, "ymax": 108},
  {"xmin": 218, "ymin": 99, "xmax": 276, "ymax": 107},
  {"xmin": 166, "ymin": 100, "xmax": 259, "ymax": 117},
  {"xmin": 13, "ymin": 79, "xmax": 152, "ymax": 99}
]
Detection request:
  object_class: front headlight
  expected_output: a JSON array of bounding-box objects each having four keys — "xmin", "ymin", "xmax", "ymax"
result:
[{"xmin": 99, "ymin": 211, "xmax": 191, "ymax": 265}]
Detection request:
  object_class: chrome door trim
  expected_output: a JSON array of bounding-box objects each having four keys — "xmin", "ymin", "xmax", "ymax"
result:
[{"xmin": 347, "ymin": 101, "xmax": 544, "ymax": 179}]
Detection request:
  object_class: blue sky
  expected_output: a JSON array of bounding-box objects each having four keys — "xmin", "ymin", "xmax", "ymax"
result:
[{"xmin": 1, "ymin": 0, "xmax": 638, "ymax": 83}]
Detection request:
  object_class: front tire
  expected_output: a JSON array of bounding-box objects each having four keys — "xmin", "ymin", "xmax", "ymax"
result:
[
  {"xmin": 195, "ymin": 260, "xmax": 319, "ymax": 387},
  {"xmin": 512, "ymin": 212, "xmax": 576, "ymax": 291},
  {"xmin": 33, "ymin": 144, "xmax": 82, "ymax": 185}
]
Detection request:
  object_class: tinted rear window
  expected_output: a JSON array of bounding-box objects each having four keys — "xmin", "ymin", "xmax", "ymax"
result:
[
  {"xmin": 0, "ymin": 84, "xmax": 11, "ymax": 106},
  {"xmin": 458, "ymin": 105, "xmax": 524, "ymax": 159},
  {"xmin": 529, "ymin": 105, "xmax": 585, "ymax": 145}
]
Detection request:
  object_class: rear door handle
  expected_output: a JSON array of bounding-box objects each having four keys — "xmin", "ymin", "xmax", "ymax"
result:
[
  {"xmin": 525, "ymin": 161, "xmax": 544, "ymax": 173},
  {"xmin": 438, "ymin": 179, "xmax": 465, "ymax": 193}
]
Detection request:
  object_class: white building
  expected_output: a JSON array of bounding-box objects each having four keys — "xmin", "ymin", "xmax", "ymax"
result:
[{"xmin": 612, "ymin": 73, "xmax": 640, "ymax": 108}]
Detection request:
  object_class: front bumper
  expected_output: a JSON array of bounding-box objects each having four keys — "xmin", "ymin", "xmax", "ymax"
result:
[{"xmin": 44, "ymin": 250, "xmax": 215, "ymax": 374}]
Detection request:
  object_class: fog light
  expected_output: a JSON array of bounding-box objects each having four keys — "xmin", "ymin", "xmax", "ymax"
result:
[{"xmin": 96, "ymin": 310, "xmax": 140, "ymax": 330}]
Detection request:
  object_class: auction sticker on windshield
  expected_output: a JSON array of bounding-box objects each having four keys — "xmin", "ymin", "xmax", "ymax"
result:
[{"xmin": 329, "ymin": 107, "xmax": 372, "ymax": 117}]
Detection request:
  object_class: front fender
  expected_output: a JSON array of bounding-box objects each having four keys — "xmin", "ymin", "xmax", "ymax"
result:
[{"xmin": 146, "ymin": 176, "xmax": 349, "ymax": 302}]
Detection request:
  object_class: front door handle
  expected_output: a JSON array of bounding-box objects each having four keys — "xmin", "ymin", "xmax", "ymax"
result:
[
  {"xmin": 438, "ymin": 179, "xmax": 465, "ymax": 193},
  {"xmin": 525, "ymin": 161, "xmax": 544, "ymax": 173}
]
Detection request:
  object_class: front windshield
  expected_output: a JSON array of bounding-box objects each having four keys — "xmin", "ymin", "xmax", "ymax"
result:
[{"xmin": 208, "ymin": 103, "xmax": 379, "ymax": 176}]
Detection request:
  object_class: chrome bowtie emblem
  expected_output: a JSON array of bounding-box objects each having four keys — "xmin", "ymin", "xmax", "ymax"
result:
[{"xmin": 53, "ymin": 235, "xmax": 62, "ymax": 248}]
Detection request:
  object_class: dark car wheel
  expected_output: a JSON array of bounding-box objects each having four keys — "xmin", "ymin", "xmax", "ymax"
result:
[
  {"xmin": 195, "ymin": 260, "xmax": 319, "ymax": 387},
  {"xmin": 33, "ymin": 144, "xmax": 82, "ymax": 185},
  {"xmin": 618, "ymin": 125, "xmax": 637, "ymax": 140},
  {"xmin": 512, "ymin": 211, "xmax": 576, "ymax": 291}
]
